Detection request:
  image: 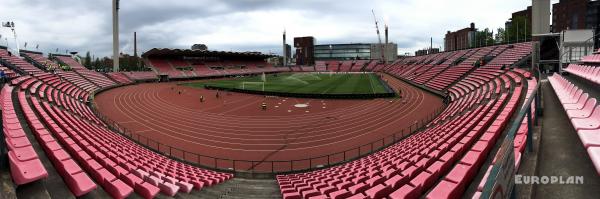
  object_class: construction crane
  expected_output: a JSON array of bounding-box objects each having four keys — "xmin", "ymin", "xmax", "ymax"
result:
[{"xmin": 371, "ymin": 10, "xmax": 386, "ymax": 63}]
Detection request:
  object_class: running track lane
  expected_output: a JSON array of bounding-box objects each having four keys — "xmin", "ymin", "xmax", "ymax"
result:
[{"xmin": 94, "ymin": 73, "xmax": 443, "ymax": 171}]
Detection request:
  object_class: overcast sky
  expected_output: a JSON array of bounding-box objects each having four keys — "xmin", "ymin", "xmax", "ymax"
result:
[{"xmin": 0, "ymin": 0, "xmax": 558, "ymax": 57}]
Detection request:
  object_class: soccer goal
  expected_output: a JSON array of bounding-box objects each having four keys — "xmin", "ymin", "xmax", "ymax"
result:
[{"xmin": 241, "ymin": 81, "xmax": 266, "ymax": 91}]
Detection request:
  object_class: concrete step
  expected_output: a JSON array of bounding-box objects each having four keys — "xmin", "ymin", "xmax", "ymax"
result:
[{"xmin": 191, "ymin": 177, "xmax": 282, "ymax": 199}]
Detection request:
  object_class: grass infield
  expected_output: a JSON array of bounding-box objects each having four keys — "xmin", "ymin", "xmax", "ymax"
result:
[{"xmin": 182, "ymin": 72, "xmax": 391, "ymax": 95}]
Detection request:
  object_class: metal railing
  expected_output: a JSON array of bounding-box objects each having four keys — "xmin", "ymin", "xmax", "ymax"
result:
[
  {"xmin": 91, "ymin": 102, "xmax": 447, "ymax": 174},
  {"xmin": 480, "ymin": 73, "xmax": 542, "ymax": 198}
]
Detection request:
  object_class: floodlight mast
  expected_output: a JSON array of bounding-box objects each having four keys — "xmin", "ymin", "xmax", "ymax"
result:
[
  {"xmin": 112, "ymin": 0, "xmax": 120, "ymax": 72},
  {"xmin": 3, "ymin": 22, "xmax": 20, "ymax": 55}
]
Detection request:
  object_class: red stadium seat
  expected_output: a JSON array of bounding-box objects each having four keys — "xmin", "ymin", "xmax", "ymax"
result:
[{"xmin": 571, "ymin": 106, "xmax": 600, "ymax": 131}]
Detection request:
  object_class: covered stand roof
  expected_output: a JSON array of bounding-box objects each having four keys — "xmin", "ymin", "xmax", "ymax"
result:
[{"xmin": 142, "ymin": 48, "xmax": 274, "ymax": 60}]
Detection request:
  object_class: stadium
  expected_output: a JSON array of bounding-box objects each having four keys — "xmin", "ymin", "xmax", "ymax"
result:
[{"xmin": 0, "ymin": 0, "xmax": 599, "ymax": 199}]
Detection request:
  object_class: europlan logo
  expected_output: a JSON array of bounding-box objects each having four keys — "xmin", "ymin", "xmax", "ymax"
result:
[{"xmin": 515, "ymin": 175, "xmax": 584, "ymax": 185}]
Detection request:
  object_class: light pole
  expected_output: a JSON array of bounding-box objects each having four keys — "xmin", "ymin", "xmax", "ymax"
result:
[
  {"xmin": 2, "ymin": 22, "xmax": 20, "ymax": 55},
  {"xmin": 113, "ymin": 0, "xmax": 120, "ymax": 72}
]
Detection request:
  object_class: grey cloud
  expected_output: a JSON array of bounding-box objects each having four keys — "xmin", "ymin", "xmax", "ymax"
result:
[{"xmin": 1, "ymin": 0, "xmax": 537, "ymax": 58}]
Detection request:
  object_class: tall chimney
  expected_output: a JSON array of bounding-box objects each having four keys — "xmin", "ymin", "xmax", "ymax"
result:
[
  {"xmin": 283, "ymin": 30, "xmax": 287, "ymax": 67},
  {"xmin": 430, "ymin": 37, "xmax": 433, "ymax": 50},
  {"xmin": 385, "ymin": 25, "xmax": 389, "ymax": 44},
  {"xmin": 134, "ymin": 32, "xmax": 138, "ymax": 69}
]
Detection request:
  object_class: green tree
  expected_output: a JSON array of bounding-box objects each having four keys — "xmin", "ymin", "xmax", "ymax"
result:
[
  {"xmin": 472, "ymin": 28, "xmax": 495, "ymax": 48},
  {"xmin": 84, "ymin": 51, "xmax": 92, "ymax": 69},
  {"xmin": 505, "ymin": 16, "xmax": 531, "ymax": 43},
  {"xmin": 495, "ymin": 28, "xmax": 506, "ymax": 43},
  {"xmin": 93, "ymin": 57, "xmax": 101, "ymax": 69}
]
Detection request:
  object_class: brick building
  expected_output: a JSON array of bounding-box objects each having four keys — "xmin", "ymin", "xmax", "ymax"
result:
[
  {"xmin": 509, "ymin": 6, "xmax": 533, "ymax": 32},
  {"xmin": 444, "ymin": 23, "xmax": 476, "ymax": 51},
  {"xmin": 552, "ymin": 0, "xmax": 588, "ymax": 32},
  {"xmin": 293, "ymin": 37, "xmax": 315, "ymax": 65}
]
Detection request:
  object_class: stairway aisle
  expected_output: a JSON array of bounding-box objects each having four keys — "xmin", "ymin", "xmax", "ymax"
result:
[{"xmin": 171, "ymin": 177, "xmax": 282, "ymax": 199}]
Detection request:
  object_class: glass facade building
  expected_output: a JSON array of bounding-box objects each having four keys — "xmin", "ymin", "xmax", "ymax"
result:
[{"xmin": 314, "ymin": 43, "xmax": 372, "ymax": 60}]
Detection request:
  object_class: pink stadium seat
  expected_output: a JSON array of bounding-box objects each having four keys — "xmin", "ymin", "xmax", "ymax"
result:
[
  {"xmin": 348, "ymin": 182, "xmax": 368, "ymax": 194},
  {"xmin": 134, "ymin": 182, "xmax": 161, "ymax": 199},
  {"xmin": 364, "ymin": 184, "xmax": 393, "ymax": 199},
  {"xmin": 578, "ymin": 129, "xmax": 600, "ymax": 148},
  {"xmin": 587, "ymin": 147, "xmax": 600, "ymax": 175},
  {"xmin": 560, "ymin": 89, "xmax": 583, "ymax": 104},
  {"xmin": 307, "ymin": 195, "xmax": 329, "ymax": 199},
  {"xmin": 347, "ymin": 193, "xmax": 368, "ymax": 199},
  {"xmin": 283, "ymin": 192, "xmax": 301, "ymax": 199},
  {"xmin": 103, "ymin": 179, "xmax": 134, "ymax": 199},
  {"xmin": 329, "ymin": 189, "xmax": 352, "ymax": 199},
  {"xmin": 175, "ymin": 181, "xmax": 194, "ymax": 193},
  {"xmin": 567, "ymin": 99, "xmax": 597, "ymax": 119},
  {"xmin": 389, "ymin": 184, "xmax": 421, "ymax": 199},
  {"xmin": 563, "ymin": 93, "xmax": 589, "ymax": 110},
  {"xmin": 122, "ymin": 173, "xmax": 143, "ymax": 187},
  {"xmin": 158, "ymin": 181, "xmax": 180, "ymax": 197},
  {"xmin": 571, "ymin": 106, "xmax": 600, "ymax": 131},
  {"xmin": 301, "ymin": 189, "xmax": 320, "ymax": 198},
  {"xmin": 425, "ymin": 180, "xmax": 460, "ymax": 199},
  {"xmin": 64, "ymin": 171, "xmax": 97, "ymax": 196},
  {"xmin": 7, "ymin": 151, "xmax": 48, "ymax": 185}
]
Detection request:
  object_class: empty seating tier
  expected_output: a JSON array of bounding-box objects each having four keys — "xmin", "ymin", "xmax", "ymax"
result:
[
  {"xmin": 56, "ymin": 71, "xmax": 99, "ymax": 92},
  {"xmin": 7, "ymin": 71, "xmax": 234, "ymax": 197},
  {"xmin": 75, "ymin": 70, "xmax": 118, "ymax": 88},
  {"xmin": 564, "ymin": 64, "xmax": 600, "ymax": 85},
  {"xmin": 0, "ymin": 49, "xmax": 45, "ymax": 75},
  {"xmin": 2, "ymin": 82, "xmax": 49, "ymax": 185},
  {"xmin": 277, "ymin": 67, "xmax": 529, "ymax": 199},
  {"xmin": 107, "ymin": 72, "xmax": 135, "ymax": 84},
  {"xmin": 54, "ymin": 56, "xmax": 88, "ymax": 70},
  {"xmin": 122, "ymin": 71, "xmax": 158, "ymax": 81},
  {"xmin": 147, "ymin": 58, "xmax": 284, "ymax": 79},
  {"xmin": 548, "ymin": 74, "xmax": 600, "ymax": 175},
  {"xmin": 22, "ymin": 52, "xmax": 60, "ymax": 71}
]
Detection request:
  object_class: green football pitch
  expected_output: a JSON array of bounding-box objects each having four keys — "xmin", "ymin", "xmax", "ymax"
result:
[{"xmin": 181, "ymin": 73, "xmax": 390, "ymax": 95}]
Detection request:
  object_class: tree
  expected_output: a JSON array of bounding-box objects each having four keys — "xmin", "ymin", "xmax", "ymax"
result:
[
  {"xmin": 93, "ymin": 57, "xmax": 101, "ymax": 69},
  {"xmin": 83, "ymin": 51, "xmax": 93, "ymax": 69},
  {"xmin": 495, "ymin": 28, "xmax": 506, "ymax": 43},
  {"xmin": 505, "ymin": 16, "xmax": 531, "ymax": 43},
  {"xmin": 473, "ymin": 28, "xmax": 495, "ymax": 48},
  {"xmin": 84, "ymin": 51, "xmax": 92, "ymax": 69}
]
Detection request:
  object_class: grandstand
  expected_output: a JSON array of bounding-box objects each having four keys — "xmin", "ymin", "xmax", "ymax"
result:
[
  {"xmin": 2, "ymin": 30, "xmax": 600, "ymax": 199},
  {"xmin": 142, "ymin": 48, "xmax": 284, "ymax": 79},
  {"xmin": 3, "ymin": 37, "xmax": 599, "ymax": 198},
  {"xmin": 2, "ymin": 1, "xmax": 600, "ymax": 199}
]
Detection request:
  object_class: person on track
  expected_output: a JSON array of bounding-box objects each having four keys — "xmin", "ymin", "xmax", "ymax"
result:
[
  {"xmin": 261, "ymin": 102, "xmax": 267, "ymax": 110},
  {"xmin": 200, "ymin": 95, "xmax": 204, "ymax": 103}
]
